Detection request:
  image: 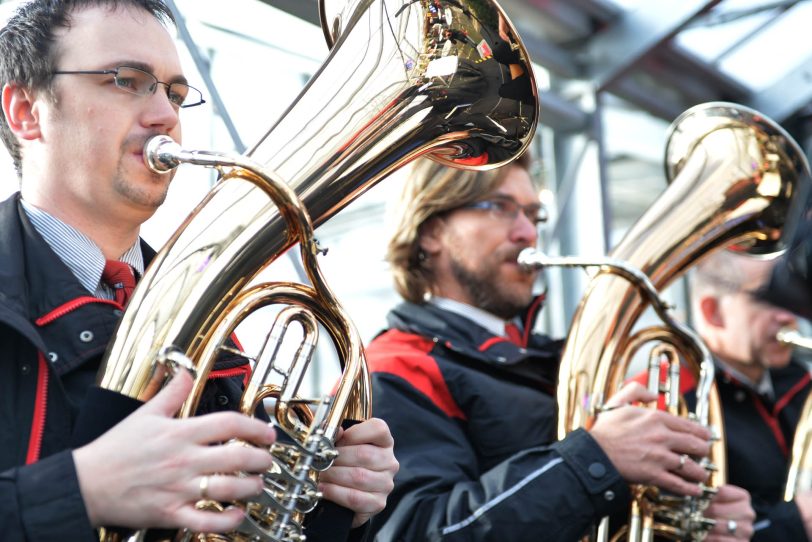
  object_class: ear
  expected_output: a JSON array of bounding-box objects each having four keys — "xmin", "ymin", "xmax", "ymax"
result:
[
  {"xmin": 2, "ymin": 83, "xmax": 42, "ymax": 140},
  {"xmin": 418, "ymin": 216, "xmax": 446, "ymax": 256},
  {"xmin": 698, "ymin": 296, "xmax": 724, "ymax": 328}
]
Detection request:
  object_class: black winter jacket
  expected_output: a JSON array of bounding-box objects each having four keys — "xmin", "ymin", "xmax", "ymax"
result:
[
  {"xmin": 684, "ymin": 359, "xmax": 812, "ymax": 542},
  {"xmin": 365, "ymin": 300, "xmax": 631, "ymax": 542},
  {"xmin": 0, "ymin": 193, "xmax": 298, "ymax": 541}
]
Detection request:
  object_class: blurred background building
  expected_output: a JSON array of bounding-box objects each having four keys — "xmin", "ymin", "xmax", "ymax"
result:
[{"xmin": 1, "ymin": 0, "xmax": 811, "ymax": 388}]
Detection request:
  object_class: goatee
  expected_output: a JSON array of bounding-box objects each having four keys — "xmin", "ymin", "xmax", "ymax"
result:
[{"xmin": 449, "ymin": 246, "xmax": 534, "ymax": 320}]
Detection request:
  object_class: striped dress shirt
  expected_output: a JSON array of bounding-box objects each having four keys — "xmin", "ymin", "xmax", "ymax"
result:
[{"xmin": 20, "ymin": 199, "xmax": 144, "ymax": 300}]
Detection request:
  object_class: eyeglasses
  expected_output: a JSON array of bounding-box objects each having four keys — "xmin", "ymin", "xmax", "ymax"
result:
[
  {"xmin": 461, "ymin": 196, "xmax": 547, "ymax": 225},
  {"xmin": 51, "ymin": 65, "xmax": 206, "ymax": 108}
]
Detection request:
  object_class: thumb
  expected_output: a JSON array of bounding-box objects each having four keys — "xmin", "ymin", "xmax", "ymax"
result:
[{"xmin": 137, "ymin": 369, "xmax": 194, "ymax": 418}]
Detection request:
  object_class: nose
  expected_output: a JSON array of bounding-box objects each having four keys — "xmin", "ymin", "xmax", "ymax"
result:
[
  {"xmin": 510, "ymin": 210, "xmax": 538, "ymax": 246},
  {"xmin": 773, "ymin": 306, "xmax": 798, "ymax": 327},
  {"xmin": 140, "ymin": 87, "xmax": 180, "ymax": 134}
]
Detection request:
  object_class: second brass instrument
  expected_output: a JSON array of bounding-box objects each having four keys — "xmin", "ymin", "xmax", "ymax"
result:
[
  {"xmin": 778, "ymin": 327, "xmax": 812, "ymax": 502},
  {"xmin": 522, "ymin": 102, "xmax": 810, "ymax": 541}
]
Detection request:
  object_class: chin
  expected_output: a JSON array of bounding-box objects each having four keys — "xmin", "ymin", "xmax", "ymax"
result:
[
  {"xmin": 765, "ymin": 350, "xmax": 793, "ymax": 368},
  {"xmin": 505, "ymin": 285, "xmax": 534, "ymax": 308}
]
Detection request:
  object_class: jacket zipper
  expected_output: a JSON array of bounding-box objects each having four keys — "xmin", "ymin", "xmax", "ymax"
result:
[
  {"xmin": 209, "ymin": 364, "xmax": 252, "ymax": 387},
  {"xmin": 35, "ymin": 296, "xmax": 120, "ymax": 326},
  {"xmin": 25, "ymin": 352, "xmax": 49, "ymax": 464},
  {"xmin": 26, "ymin": 296, "xmax": 118, "ymax": 462},
  {"xmin": 29, "ymin": 299, "xmax": 250, "ymax": 461}
]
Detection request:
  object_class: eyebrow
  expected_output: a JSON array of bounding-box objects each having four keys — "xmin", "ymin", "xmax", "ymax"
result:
[{"xmin": 110, "ymin": 60, "xmax": 188, "ymax": 85}]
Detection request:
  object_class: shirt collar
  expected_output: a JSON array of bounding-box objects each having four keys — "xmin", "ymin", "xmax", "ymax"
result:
[
  {"xmin": 20, "ymin": 199, "xmax": 144, "ymax": 297},
  {"xmin": 429, "ymin": 296, "xmax": 511, "ymax": 337},
  {"xmin": 716, "ymin": 358, "xmax": 775, "ymax": 399}
]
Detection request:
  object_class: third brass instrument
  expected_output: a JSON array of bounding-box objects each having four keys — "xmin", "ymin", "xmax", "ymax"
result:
[
  {"xmin": 521, "ymin": 102, "xmax": 811, "ymax": 541},
  {"xmin": 779, "ymin": 327, "xmax": 812, "ymax": 502},
  {"xmin": 92, "ymin": 0, "xmax": 538, "ymax": 540}
]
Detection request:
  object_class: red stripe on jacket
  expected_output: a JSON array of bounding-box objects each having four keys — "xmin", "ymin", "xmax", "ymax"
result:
[
  {"xmin": 28, "ymin": 296, "xmax": 120, "ymax": 462},
  {"xmin": 367, "ymin": 329, "xmax": 466, "ymax": 420},
  {"xmin": 25, "ymin": 352, "xmax": 49, "ymax": 464}
]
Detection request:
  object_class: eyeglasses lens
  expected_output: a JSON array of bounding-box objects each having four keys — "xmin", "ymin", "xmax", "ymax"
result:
[{"xmin": 114, "ymin": 67, "xmax": 193, "ymax": 107}]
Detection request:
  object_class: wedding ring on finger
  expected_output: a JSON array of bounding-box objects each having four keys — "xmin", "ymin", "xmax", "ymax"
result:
[
  {"xmin": 676, "ymin": 453, "xmax": 688, "ymax": 471},
  {"xmin": 199, "ymin": 475, "xmax": 210, "ymax": 501},
  {"xmin": 726, "ymin": 519, "xmax": 737, "ymax": 535}
]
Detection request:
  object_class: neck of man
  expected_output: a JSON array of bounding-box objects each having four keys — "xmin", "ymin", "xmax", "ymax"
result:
[
  {"xmin": 716, "ymin": 351, "xmax": 766, "ymax": 385},
  {"xmin": 21, "ymin": 189, "xmax": 143, "ymax": 259}
]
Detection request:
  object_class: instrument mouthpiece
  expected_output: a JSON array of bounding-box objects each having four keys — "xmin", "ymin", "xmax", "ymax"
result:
[
  {"xmin": 777, "ymin": 327, "xmax": 812, "ymax": 351},
  {"xmin": 144, "ymin": 135, "xmax": 182, "ymax": 173},
  {"xmin": 517, "ymin": 248, "xmax": 548, "ymax": 271}
]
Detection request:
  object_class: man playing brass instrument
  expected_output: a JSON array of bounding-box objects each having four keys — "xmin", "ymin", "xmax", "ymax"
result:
[
  {"xmin": 364, "ymin": 157, "xmax": 753, "ymax": 541},
  {"xmin": 0, "ymin": 1, "xmax": 397, "ymax": 540},
  {"xmin": 688, "ymin": 250, "xmax": 812, "ymax": 541}
]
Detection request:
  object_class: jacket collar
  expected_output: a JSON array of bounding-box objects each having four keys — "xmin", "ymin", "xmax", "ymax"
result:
[
  {"xmin": 0, "ymin": 193, "xmax": 157, "ymax": 352},
  {"xmin": 387, "ymin": 297, "xmax": 561, "ymax": 361},
  {"xmin": 385, "ymin": 299, "xmax": 562, "ymax": 392},
  {"xmin": 0, "ymin": 193, "xmax": 70, "ymax": 352}
]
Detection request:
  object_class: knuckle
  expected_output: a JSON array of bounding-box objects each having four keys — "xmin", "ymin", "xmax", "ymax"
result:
[
  {"xmin": 350, "ymin": 466, "xmax": 371, "ymax": 488},
  {"xmin": 354, "ymin": 444, "xmax": 377, "ymax": 466},
  {"xmin": 746, "ymin": 508, "xmax": 756, "ymax": 520},
  {"xmin": 372, "ymin": 494, "xmax": 388, "ymax": 514},
  {"xmin": 368, "ymin": 417, "xmax": 387, "ymax": 430},
  {"xmin": 159, "ymin": 452, "xmax": 190, "ymax": 473}
]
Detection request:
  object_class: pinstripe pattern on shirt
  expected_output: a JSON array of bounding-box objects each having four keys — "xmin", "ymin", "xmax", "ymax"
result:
[{"xmin": 20, "ymin": 199, "xmax": 144, "ymax": 300}]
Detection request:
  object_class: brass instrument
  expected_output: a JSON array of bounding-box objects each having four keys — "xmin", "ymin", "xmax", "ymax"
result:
[
  {"xmin": 780, "ymin": 327, "xmax": 812, "ymax": 502},
  {"xmin": 94, "ymin": 0, "xmax": 538, "ymax": 540},
  {"xmin": 521, "ymin": 102, "xmax": 810, "ymax": 541}
]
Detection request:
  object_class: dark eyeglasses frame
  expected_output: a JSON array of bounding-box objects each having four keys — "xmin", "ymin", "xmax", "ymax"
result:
[
  {"xmin": 51, "ymin": 65, "xmax": 206, "ymax": 108},
  {"xmin": 461, "ymin": 196, "xmax": 548, "ymax": 226}
]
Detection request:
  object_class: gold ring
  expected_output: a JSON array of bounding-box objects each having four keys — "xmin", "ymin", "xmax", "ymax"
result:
[{"xmin": 199, "ymin": 475, "xmax": 210, "ymax": 500}]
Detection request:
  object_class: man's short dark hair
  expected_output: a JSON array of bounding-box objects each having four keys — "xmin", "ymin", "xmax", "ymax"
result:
[{"xmin": 0, "ymin": 0, "xmax": 175, "ymax": 177}]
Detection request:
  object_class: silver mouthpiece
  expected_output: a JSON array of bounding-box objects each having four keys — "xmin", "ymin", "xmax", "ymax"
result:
[
  {"xmin": 517, "ymin": 248, "xmax": 550, "ymax": 271},
  {"xmin": 777, "ymin": 327, "xmax": 812, "ymax": 352},
  {"xmin": 144, "ymin": 135, "xmax": 182, "ymax": 173}
]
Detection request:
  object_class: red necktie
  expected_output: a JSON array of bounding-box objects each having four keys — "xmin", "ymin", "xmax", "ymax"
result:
[
  {"xmin": 505, "ymin": 322, "xmax": 523, "ymax": 345},
  {"xmin": 102, "ymin": 260, "xmax": 136, "ymax": 307}
]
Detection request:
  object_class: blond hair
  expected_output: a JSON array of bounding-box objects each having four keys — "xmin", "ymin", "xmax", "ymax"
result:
[{"xmin": 388, "ymin": 154, "xmax": 532, "ymax": 303}]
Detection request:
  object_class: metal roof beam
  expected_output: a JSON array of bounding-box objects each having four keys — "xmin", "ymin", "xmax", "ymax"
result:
[
  {"xmin": 749, "ymin": 54, "xmax": 812, "ymax": 123},
  {"xmin": 565, "ymin": 0, "xmax": 622, "ymax": 23},
  {"xmin": 656, "ymin": 46, "xmax": 751, "ymax": 101},
  {"xmin": 609, "ymin": 78, "xmax": 685, "ymax": 122},
  {"xmin": 523, "ymin": 0, "xmax": 595, "ymax": 39},
  {"xmin": 538, "ymin": 90, "xmax": 591, "ymax": 133},
  {"xmin": 259, "ymin": 0, "xmax": 320, "ymax": 26},
  {"xmin": 583, "ymin": 0, "xmax": 721, "ymax": 92},
  {"xmin": 518, "ymin": 32, "xmax": 580, "ymax": 79}
]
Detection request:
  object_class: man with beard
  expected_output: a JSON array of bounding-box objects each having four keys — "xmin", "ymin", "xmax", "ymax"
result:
[
  {"xmin": 0, "ymin": 1, "xmax": 397, "ymax": 540},
  {"xmin": 364, "ymin": 157, "xmax": 754, "ymax": 541}
]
